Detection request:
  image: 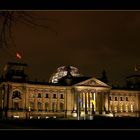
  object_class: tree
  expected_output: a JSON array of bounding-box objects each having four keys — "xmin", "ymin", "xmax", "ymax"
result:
[{"xmin": 0, "ymin": 11, "xmax": 55, "ymax": 49}]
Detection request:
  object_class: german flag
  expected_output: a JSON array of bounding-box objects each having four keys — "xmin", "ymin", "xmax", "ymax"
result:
[{"xmin": 16, "ymin": 52, "xmax": 22, "ymax": 59}]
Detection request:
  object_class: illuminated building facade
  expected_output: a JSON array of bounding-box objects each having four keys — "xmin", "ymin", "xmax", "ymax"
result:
[{"xmin": 0, "ymin": 62, "xmax": 140, "ymax": 119}]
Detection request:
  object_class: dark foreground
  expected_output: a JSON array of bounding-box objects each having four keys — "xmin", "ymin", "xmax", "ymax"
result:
[{"xmin": 0, "ymin": 116, "xmax": 140, "ymax": 129}]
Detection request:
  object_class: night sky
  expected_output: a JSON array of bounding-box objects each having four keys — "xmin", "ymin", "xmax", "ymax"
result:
[{"xmin": 0, "ymin": 11, "xmax": 140, "ymax": 86}]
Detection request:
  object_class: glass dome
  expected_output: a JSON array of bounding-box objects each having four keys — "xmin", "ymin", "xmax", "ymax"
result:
[{"xmin": 49, "ymin": 66, "xmax": 82, "ymax": 84}]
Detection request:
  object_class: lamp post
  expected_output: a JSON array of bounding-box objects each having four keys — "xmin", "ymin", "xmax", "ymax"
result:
[
  {"xmin": 28, "ymin": 106, "xmax": 31, "ymax": 119},
  {"xmin": 77, "ymin": 91, "xmax": 80, "ymax": 120}
]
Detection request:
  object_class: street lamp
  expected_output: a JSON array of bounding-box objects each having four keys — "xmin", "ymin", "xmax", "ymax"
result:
[
  {"xmin": 77, "ymin": 91, "xmax": 80, "ymax": 120},
  {"xmin": 28, "ymin": 106, "xmax": 31, "ymax": 119}
]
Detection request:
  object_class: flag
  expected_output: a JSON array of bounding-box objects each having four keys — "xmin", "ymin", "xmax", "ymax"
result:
[
  {"xmin": 91, "ymin": 99, "xmax": 96, "ymax": 111},
  {"xmin": 78, "ymin": 96, "xmax": 82, "ymax": 104},
  {"xmin": 16, "ymin": 52, "xmax": 22, "ymax": 59}
]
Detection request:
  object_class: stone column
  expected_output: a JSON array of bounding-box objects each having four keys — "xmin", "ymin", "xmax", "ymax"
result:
[
  {"xmin": 66, "ymin": 87, "xmax": 73, "ymax": 116},
  {"xmin": 95, "ymin": 92, "xmax": 100, "ymax": 114}
]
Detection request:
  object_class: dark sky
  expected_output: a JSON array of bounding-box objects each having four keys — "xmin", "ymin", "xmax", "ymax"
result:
[{"xmin": 0, "ymin": 11, "xmax": 140, "ymax": 86}]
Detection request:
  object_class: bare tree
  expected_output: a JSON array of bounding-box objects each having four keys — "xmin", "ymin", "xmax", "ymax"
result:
[{"xmin": 0, "ymin": 11, "xmax": 55, "ymax": 48}]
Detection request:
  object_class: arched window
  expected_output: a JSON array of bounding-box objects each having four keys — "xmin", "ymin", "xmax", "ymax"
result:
[
  {"xmin": 60, "ymin": 94, "xmax": 64, "ymax": 99},
  {"xmin": 38, "ymin": 93, "xmax": 41, "ymax": 98},
  {"xmin": 45, "ymin": 102, "xmax": 49, "ymax": 111},
  {"xmin": 60, "ymin": 102, "xmax": 64, "ymax": 111},
  {"xmin": 120, "ymin": 97, "xmax": 123, "ymax": 101},
  {"xmin": 126, "ymin": 97, "xmax": 129, "ymax": 101},
  {"xmin": 12, "ymin": 90, "xmax": 21, "ymax": 99},
  {"xmin": 38, "ymin": 102, "xmax": 42, "ymax": 111},
  {"xmin": 46, "ymin": 93, "xmax": 49, "ymax": 98},
  {"xmin": 115, "ymin": 97, "xmax": 118, "ymax": 101}
]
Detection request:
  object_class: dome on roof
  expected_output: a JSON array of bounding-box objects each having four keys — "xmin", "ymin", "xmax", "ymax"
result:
[{"xmin": 49, "ymin": 66, "xmax": 83, "ymax": 84}]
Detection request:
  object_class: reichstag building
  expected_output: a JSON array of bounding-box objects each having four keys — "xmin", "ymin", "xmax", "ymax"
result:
[{"xmin": 0, "ymin": 62, "xmax": 140, "ymax": 119}]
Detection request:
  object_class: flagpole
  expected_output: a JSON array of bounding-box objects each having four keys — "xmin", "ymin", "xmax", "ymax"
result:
[{"xmin": 77, "ymin": 91, "xmax": 80, "ymax": 120}]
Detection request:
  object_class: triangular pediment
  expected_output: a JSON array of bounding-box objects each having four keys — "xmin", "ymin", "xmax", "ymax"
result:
[{"xmin": 74, "ymin": 77, "xmax": 111, "ymax": 88}]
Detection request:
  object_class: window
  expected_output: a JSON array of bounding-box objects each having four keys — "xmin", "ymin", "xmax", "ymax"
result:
[
  {"xmin": 120, "ymin": 105, "xmax": 123, "ymax": 112},
  {"xmin": 52, "ymin": 102, "xmax": 56, "ymax": 111},
  {"xmin": 115, "ymin": 97, "xmax": 118, "ymax": 101},
  {"xmin": 38, "ymin": 102, "xmax": 42, "ymax": 111},
  {"xmin": 126, "ymin": 97, "xmax": 128, "ymax": 101},
  {"xmin": 30, "ymin": 102, "xmax": 34, "ymax": 110},
  {"xmin": 125, "ymin": 105, "xmax": 128, "ymax": 112},
  {"xmin": 109, "ymin": 96, "xmax": 112, "ymax": 101},
  {"xmin": 45, "ymin": 102, "xmax": 49, "ymax": 111},
  {"xmin": 131, "ymin": 104, "xmax": 134, "ymax": 112},
  {"xmin": 38, "ymin": 93, "xmax": 41, "ymax": 98},
  {"xmin": 114, "ymin": 106, "xmax": 117, "ymax": 112},
  {"xmin": 60, "ymin": 102, "xmax": 64, "ymax": 111},
  {"xmin": 12, "ymin": 91, "xmax": 21, "ymax": 99},
  {"xmin": 46, "ymin": 94, "xmax": 49, "ymax": 98},
  {"xmin": 53, "ymin": 94, "xmax": 56, "ymax": 98},
  {"xmin": 60, "ymin": 94, "xmax": 64, "ymax": 99},
  {"xmin": 14, "ymin": 102, "xmax": 19, "ymax": 110},
  {"xmin": 120, "ymin": 97, "xmax": 123, "ymax": 101},
  {"xmin": 30, "ymin": 93, "xmax": 34, "ymax": 98}
]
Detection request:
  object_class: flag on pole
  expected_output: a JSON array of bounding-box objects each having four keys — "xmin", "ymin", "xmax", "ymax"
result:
[
  {"xmin": 16, "ymin": 52, "xmax": 22, "ymax": 59},
  {"xmin": 91, "ymin": 99, "xmax": 96, "ymax": 111},
  {"xmin": 78, "ymin": 96, "xmax": 82, "ymax": 104}
]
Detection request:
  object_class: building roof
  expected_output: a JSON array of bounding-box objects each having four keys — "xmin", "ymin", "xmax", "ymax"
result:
[{"xmin": 54, "ymin": 75, "xmax": 91, "ymax": 86}]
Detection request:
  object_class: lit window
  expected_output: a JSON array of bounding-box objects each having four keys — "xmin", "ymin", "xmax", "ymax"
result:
[
  {"xmin": 125, "ymin": 105, "xmax": 128, "ymax": 112},
  {"xmin": 114, "ymin": 106, "xmax": 117, "ymax": 112},
  {"xmin": 131, "ymin": 104, "xmax": 133, "ymax": 112},
  {"xmin": 52, "ymin": 102, "xmax": 56, "ymax": 111},
  {"xmin": 38, "ymin": 102, "xmax": 42, "ymax": 111},
  {"xmin": 120, "ymin": 105, "xmax": 123, "ymax": 112},
  {"xmin": 60, "ymin": 102, "xmax": 64, "ymax": 111},
  {"xmin": 45, "ymin": 102, "xmax": 49, "ymax": 111}
]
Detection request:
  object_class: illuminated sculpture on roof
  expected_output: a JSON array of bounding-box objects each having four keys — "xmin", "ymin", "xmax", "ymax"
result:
[{"xmin": 49, "ymin": 66, "xmax": 83, "ymax": 83}]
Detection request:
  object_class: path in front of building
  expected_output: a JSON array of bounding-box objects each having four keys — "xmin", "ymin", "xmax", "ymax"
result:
[{"xmin": 0, "ymin": 117, "xmax": 140, "ymax": 130}]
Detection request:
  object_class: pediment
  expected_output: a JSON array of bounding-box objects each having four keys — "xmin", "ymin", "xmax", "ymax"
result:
[{"xmin": 74, "ymin": 77, "xmax": 111, "ymax": 88}]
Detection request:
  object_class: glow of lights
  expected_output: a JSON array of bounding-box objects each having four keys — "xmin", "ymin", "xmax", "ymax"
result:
[
  {"xmin": 13, "ymin": 115, "xmax": 19, "ymax": 118},
  {"xmin": 91, "ymin": 99, "xmax": 96, "ymax": 111},
  {"xmin": 114, "ymin": 106, "xmax": 117, "ymax": 112},
  {"xmin": 49, "ymin": 66, "xmax": 83, "ymax": 83},
  {"xmin": 125, "ymin": 105, "xmax": 128, "ymax": 112},
  {"xmin": 16, "ymin": 52, "xmax": 22, "ymax": 59},
  {"xmin": 28, "ymin": 106, "xmax": 31, "ymax": 111},
  {"xmin": 131, "ymin": 104, "xmax": 133, "ymax": 112}
]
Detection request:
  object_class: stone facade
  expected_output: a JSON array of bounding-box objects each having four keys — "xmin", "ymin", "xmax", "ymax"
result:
[
  {"xmin": 109, "ymin": 89, "xmax": 140, "ymax": 117},
  {"xmin": 0, "ymin": 62, "xmax": 140, "ymax": 119},
  {"xmin": 0, "ymin": 79, "xmax": 110, "ymax": 119}
]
